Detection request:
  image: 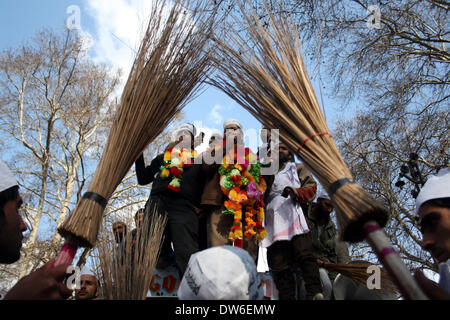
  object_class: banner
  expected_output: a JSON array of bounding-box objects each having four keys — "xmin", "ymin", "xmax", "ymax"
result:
[{"xmin": 147, "ymin": 266, "xmax": 180, "ymax": 298}]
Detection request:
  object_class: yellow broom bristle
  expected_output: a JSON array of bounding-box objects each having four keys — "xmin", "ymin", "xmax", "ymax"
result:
[
  {"xmin": 317, "ymin": 260, "xmax": 398, "ymax": 293},
  {"xmin": 59, "ymin": 0, "xmax": 218, "ymax": 247},
  {"xmin": 209, "ymin": 1, "xmax": 388, "ymax": 242},
  {"xmin": 94, "ymin": 203, "xmax": 167, "ymax": 300}
]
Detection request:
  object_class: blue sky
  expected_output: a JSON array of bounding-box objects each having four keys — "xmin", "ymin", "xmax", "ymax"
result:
[
  {"xmin": 0, "ymin": 0, "xmax": 343, "ymax": 233},
  {"xmin": 0, "ymin": 0, "xmax": 346, "ymax": 153}
]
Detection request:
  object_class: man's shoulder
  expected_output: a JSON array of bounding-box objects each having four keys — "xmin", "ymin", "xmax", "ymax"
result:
[
  {"xmin": 325, "ymin": 219, "xmax": 338, "ymax": 233},
  {"xmin": 294, "ymin": 162, "xmax": 309, "ymax": 169},
  {"xmin": 306, "ymin": 204, "xmax": 317, "ymax": 222},
  {"xmin": 148, "ymin": 153, "xmax": 164, "ymax": 164},
  {"xmin": 294, "ymin": 162, "xmax": 313, "ymax": 176}
]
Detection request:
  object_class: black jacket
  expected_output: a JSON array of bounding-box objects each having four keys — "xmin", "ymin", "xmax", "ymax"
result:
[{"xmin": 135, "ymin": 154, "xmax": 204, "ymax": 207}]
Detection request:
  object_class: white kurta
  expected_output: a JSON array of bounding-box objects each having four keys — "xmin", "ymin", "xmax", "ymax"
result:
[{"xmin": 261, "ymin": 162, "xmax": 310, "ymax": 248}]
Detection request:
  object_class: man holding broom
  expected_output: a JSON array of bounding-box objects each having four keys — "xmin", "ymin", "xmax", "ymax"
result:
[
  {"xmin": 0, "ymin": 160, "xmax": 72, "ymax": 300},
  {"xmin": 261, "ymin": 142, "xmax": 323, "ymax": 300},
  {"xmin": 414, "ymin": 167, "xmax": 450, "ymax": 299},
  {"xmin": 135, "ymin": 123, "xmax": 205, "ymax": 278}
]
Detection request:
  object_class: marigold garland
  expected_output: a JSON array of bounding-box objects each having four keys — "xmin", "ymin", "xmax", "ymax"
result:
[
  {"xmin": 218, "ymin": 144, "xmax": 267, "ymax": 247},
  {"xmin": 160, "ymin": 147, "xmax": 197, "ymax": 192}
]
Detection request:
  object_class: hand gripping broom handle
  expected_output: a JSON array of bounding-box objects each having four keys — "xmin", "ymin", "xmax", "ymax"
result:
[
  {"xmin": 52, "ymin": 237, "xmax": 79, "ymax": 267},
  {"xmin": 52, "ymin": 192, "xmax": 107, "ymax": 267},
  {"xmin": 364, "ymin": 221, "xmax": 428, "ymax": 300}
]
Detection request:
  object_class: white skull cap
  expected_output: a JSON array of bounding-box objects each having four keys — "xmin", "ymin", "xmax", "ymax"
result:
[
  {"xmin": 172, "ymin": 123, "xmax": 197, "ymax": 140},
  {"xmin": 223, "ymin": 119, "xmax": 243, "ymax": 130},
  {"xmin": 80, "ymin": 267, "xmax": 97, "ymax": 277},
  {"xmin": 416, "ymin": 167, "xmax": 450, "ymax": 214},
  {"xmin": 210, "ymin": 129, "xmax": 223, "ymax": 139},
  {"xmin": 317, "ymin": 190, "xmax": 331, "ymax": 200},
  {"xmin": 178, "ymin": 246, "xmax": 263, "ymax": 300},
  {"xmin": 0, "ymin": 160, "xmax": 18, "ymax": 193}
]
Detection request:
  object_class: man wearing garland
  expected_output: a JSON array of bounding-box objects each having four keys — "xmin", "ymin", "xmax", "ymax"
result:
[
  {"xmin": 200, "ymin": 119, "xmax": 266, "ymax": 261},
  {"xmin": 134, "ymin": 123, "xmax": 205, "ymax": 277}
]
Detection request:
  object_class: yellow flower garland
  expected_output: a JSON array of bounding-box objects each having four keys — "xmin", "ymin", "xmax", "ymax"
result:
[
  {"xmin": 160, "ymin": 147, "xmax": 197, "ymax": 192},
  {"xmin": 219, "ymin": 145, "xmax": 267, "ymax": 247}
]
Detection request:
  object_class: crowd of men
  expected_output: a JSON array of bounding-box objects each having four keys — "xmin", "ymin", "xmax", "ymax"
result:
[{"xmin": 0, "ymin": 119, "xmax": 449, "ymax": 300}]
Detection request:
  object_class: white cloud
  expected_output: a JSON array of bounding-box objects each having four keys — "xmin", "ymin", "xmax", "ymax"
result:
[
  {"xmin": 84, "ymin": 0, "xmax": 156, "ymax": 84},
  {"xmin": 78, "ymin": 29, "xmax": 95, "ymax": 52},
  {"xmin": 208, "ymin": 104, "xmax": 223, "ymax": 125}
]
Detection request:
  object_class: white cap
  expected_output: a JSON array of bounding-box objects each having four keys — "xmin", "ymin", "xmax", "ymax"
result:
[
  {"xmin": 0, "ymin": 160, "xmax": 18, "ymax": 193},
  {"xmin": 210, "ymin": 129, "xmax": 223, "ymax": 139},
  {"xmin": 178, "ymin": 246, "xmax": 263, "ymax": 300},
  {"xmin": 416, "ymin": 167, "xmax": 450, "ymax": 214},
  {"xmin": 172, "ymin": 123, "xmax": 197, "ymax": 140},
  {"xmin": 80, "ymin": 267, "xmax": 96, "ymax": 277},
  {"xmin": 223, "ymin": 119, "xmax": 243, "ymax": 130},
  {"xmin": 317, "ymin": 190, "xmax": 330, "ymax": 200}
]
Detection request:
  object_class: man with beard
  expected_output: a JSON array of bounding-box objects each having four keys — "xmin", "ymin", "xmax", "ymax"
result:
[
  {"xmin": 200, "ymin": 119, "xmax": 261, "ymax": 261},
  {"xmin": 113, "ymin": 221, "xmax": 127, "ymax": 244},
  {"xmin": 307, "ymin": 193, "xmax": 350, "ymax": 273},
  {"xmin": 305, "ymin": 191, "xmax": 350, "ymax": 299},
  {"xmin": 262, "ymin": 142, "xmax": 323, "ymax": 300},
  {"xmin": 135, "ymin": 123, "xmax": 205, "ymax": 278},
  {"xmin": 112, "ymin": 220, "xmax": 128, "ymax": 265}
]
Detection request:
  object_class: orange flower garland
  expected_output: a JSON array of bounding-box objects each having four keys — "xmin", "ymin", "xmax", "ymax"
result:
[{"xmin": 219, "ymin": 144, "xmax": 267, "ymax": 248}]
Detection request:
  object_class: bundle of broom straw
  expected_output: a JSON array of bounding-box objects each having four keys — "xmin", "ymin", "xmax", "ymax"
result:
[
  {"xmin": 317, "ymin": 260, "xmax": 398, "ymax": 293},
  {"xmin": 94, "ymin": 203, "xmax": 167, "ymax": 300},
  {"xmin": 208, "ymin": 1, "xmax": 427, "ymax": 299},
  {"xmin": 56, "ymin": 0, "xmax": 218, "ymax": 257}
]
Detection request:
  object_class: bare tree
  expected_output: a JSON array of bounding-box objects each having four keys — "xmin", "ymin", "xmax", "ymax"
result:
[
  {"xmin": 0, "ymin": 29, "xmax": 120, "ymax": 279},
  {"xmin": 216, "ymin": 0, "xmax": 449, "ymax": 270},
  {"xmin": 224, "ymin": 0, "xmax": 449, "ymax": 113},
  {"xmin": 334, "ymin": 108, "xmax": 448, "ymax": 272},
  {"xmin": 0, "ymin": 27, "xmax": 187, "ymax": 290}
]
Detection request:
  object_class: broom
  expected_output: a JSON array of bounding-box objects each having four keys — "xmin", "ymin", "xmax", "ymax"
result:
[
  {"xmin": 317, "ymin": 260, "xmax": 398, "ymax": 293},
  {"xmin": 54, "ymin": 0, "xmax": 218, "ymax": 266},
  {"xmin": 208, "ymin": 1, "xmax": 427, "ymax": 299},
  {"xmin": 94, "ymin": 203, "xmax": 167, "ymax": 300}
]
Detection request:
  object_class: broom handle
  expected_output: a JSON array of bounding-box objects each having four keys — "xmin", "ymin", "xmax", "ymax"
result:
[
  {"xmin": 52, "ymin": 238, "xmax": 79, "ymax": 267},
  {"xmin": 364, "ymin": 221, "xmax": 428, "ymax": 300}
]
